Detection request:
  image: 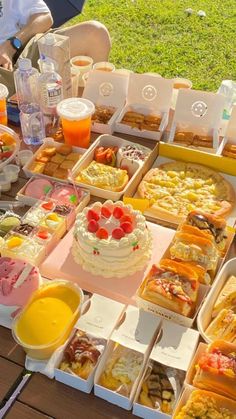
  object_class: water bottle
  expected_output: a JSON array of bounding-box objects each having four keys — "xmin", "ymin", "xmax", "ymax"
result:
[
  {"xmin": 38, "ymin": 59, "xmax": 63, "ymax": 137},
  {"xmin": 14, "ymin": 58, "xmax": 45, "ymax": 145}
]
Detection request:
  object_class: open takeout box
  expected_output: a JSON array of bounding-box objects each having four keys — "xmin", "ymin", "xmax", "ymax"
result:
[
  {"xmin": 54, "ymin": 293, "xmax": 126, "ymax": 393},
  {"xmin": 16, "ymin": 175, "xmax": 90, "ymax": 229},
  {"xmin": 197, "ymin": 257, "xmax": 236, "ymax": 344},
  {"xmin": 133, "ymin": 320, "xmax": 199, "ymax": 419},
  {"xmin": 172, "ymin": 387, "xmax": 236, "ymax": 418},
  {"xmin": 115, "ymin": 74, "xmax": 173, "ymax": 141},
  {"xmin": 0, "ymin": 124, "xmax": 20, "ymax": 171},
  {"xmin": 217, "ymin": 104, "xmax": 236, "ymax": 156},
  {"xmin": 123, "ymin": 142, "xmax": 236, "ymax": 228},
  {"xmin": 82, "ymin": 70, "xmax": 129, "ymax": 134},
  {"xmin": 23, "ymin": 138, "xmax": 86, "ymax": 183},
  {"xmin": 94, "ymin": 306, "xmax": 161, "ymax": 410},
  {"xmin": 71, "ymin": 133, "xmax": 158, "ymax": 200},
  {"xmin": 167, "ymin": 89, "xmax": 226, "ymax": 153}
]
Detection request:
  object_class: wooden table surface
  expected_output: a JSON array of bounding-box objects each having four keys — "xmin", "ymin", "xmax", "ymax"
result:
[
  {"xmin": 0, "ymin": 128, "xmax": 235, "ymax": 418},
  {"xmin": 0, "ymin": 130, "xmax": 157, "ymax": 418}
]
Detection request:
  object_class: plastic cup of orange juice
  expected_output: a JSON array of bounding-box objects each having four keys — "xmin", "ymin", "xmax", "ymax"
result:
[
  {"xmin": 57, "ymin": 98, "xmax": 95, "ymax": 148},
  {"xmin": 0, "ymin": 84, "xmax": 9, "ymax": 126}
]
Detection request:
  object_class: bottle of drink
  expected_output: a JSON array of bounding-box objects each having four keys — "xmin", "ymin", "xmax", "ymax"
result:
[
  {"xmin": 38, "ymin": 59, "xmax": 63, "ymax": 137},
  {"xmin": 38, "ymin": 33, "xmax": 72, "ymax": 98},
  {"xmin": 14, "ymin": 58, "xmax": 45, "ymax": 145}
]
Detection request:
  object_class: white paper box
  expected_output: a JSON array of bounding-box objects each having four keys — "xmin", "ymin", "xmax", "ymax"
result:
[
  {"xmin": 71, "ymin": 133, "xmax": 156, "ymax": 200},
  {"xmin": 82, "ymin": 70, "xmax": 129, "ymax": 134},
  {"xmin": 94, "ymin": 306, "xmax": 161, "ymax": 410},
  {"xmin": 115, "ymin": 74, "xmax": 173, "ymax": 141},
  {"xmin": 54, "ymin": 294, "xmax": 125, "ymax": 393},
  {"xmin": 133, "ymin": 320, "xmax": 199, "ymax": 418},
  {"xmin": 23, "ymin": 138, "xmax": 86, "ymax": 182},
  {"xmin": 218, "ymin": 105, "xmax": 236, "ymax": 155},
  {"xmin": 168, "ymin": 89, "xmax": 226, "ymax": 152},
  {"xmin": 197, "ymin": 257, "xmax": 236, "ymax": 343},
  {"xmin": 136, "ymin": 279, "xmax": 208, "ymax": 328}
]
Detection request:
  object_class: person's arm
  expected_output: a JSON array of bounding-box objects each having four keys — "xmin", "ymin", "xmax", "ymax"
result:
[{"xmin": 0, "ymin": 12, "xmax": 53, "ymax": 70}]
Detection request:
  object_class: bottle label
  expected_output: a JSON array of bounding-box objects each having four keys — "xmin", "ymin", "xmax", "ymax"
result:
[{"xmin": 46, "ymin": 84, "xmax": 62, "ymax": 108}]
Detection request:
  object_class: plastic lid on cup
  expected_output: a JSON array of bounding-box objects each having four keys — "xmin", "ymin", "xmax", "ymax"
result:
[
  {"xmin": 57, "ymin": 98, "xmax": 95, "ymax": 121},
  {"xmin": 0, "ymin": 83, "xmax": 9, "ymax": 99}
]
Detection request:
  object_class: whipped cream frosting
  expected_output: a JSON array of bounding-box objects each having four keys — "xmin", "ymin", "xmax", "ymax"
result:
[{"xmin": 73, "ymin": 200, "xmax": 153, "ymax": 278}]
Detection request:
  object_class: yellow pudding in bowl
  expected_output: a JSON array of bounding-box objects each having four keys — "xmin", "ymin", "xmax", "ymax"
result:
[{"xmin": 12, "ymin": 280, "xmax": 83, "ymax": 360}]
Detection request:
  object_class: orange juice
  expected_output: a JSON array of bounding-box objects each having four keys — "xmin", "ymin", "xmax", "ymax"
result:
[
  {"xmin": 57, "ymin": 98, "xmax": 95, "ymax": 148},
  {"xmin": 0, "ymin": 84, "xmax": 9, "ymax": 125}
]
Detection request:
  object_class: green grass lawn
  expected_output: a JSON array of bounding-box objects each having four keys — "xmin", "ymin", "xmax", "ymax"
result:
[{"xmin": 70, "ymin": 0, "xmax": 236, "ymax": 91}]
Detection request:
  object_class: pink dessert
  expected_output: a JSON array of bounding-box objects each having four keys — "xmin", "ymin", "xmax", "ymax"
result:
[
  {"xmin": 50, "ymin": 185, "xmax": 82, "ymax": 206},
  {"xmin": 0, "ymin": 257, "xmax": 41, "ymax": 309},
  {"xmin": 24, "ymin": 178, "xmax": 53, "ymax": 200}
]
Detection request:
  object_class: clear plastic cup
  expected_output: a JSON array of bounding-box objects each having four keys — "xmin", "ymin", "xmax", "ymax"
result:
[
  {"xmin": 17, "ymin": 149, "xmax": 34, "ymax": 166},
  {"xmin": 93, "ymin": 61, "xmax": 115, "ymax": 72},
  {"xmin": 57, "ymin": 98, "xmax": 95, "ymax": 148},
  {"xmin": 0, "ymin": 84, "xmax": 9, "ymax": 126},
  {"xmin": 0, "ymin": 173, "xmax": 11, "ymax": 191},
  {"xmin": 3, "ymin": 164, "xmax": 20, "ymax": 183},
  {"xmin": 70, "ymin": 55, "xmax": 93, "ymax": 87}
]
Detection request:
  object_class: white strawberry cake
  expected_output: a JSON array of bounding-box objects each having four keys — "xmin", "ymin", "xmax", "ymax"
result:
[
  {"xmin": 0, "ymin": 257, "xmax": 41, "ymax": 327},
  {"xmin": 72, "ymin": 200, "xmax": 152, "ymax": 278}
]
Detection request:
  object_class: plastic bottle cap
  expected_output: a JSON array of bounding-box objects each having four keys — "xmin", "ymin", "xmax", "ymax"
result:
[
  {"xmin": 0, "ymin": 83, "xmax": 9, "ymax": 99},
  {"xmin": 41, "ymin": 60, "xmax": 55, "ymax": 73},
  {"xmin": 44, "ymin": 33, "xmax": 56, "ymax": 45},
  {"xmin": 57, "ymin": 98, "xmax": 95, "ymax": 121},
  {"xmin": 18, "ymin": 58, "xmax": 32, "ymax": 71}
]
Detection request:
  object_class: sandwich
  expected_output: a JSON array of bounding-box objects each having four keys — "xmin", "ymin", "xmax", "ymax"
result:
[
  {"xmin": 212, "ymin": 275, "xmax": 236, "ymax": 317},
  {"xmin": 186, "ymin": 210, "xmax": 227, "ymax": 252},
  {"xmin": 174, "ymin": 389, "xmax": 236, "ymax": 419},
  {"xmin": 193, "ymin": 340, "xmax": 236, "ymax": 401},
  {"xmin": 205, "ymin": 309, "xmax": 236, "ymax": 344},
  {"xmin": 174, "ymin": 259, "xmax": 211, "ymax": 285},
  {"xmin": 169, "ymin": 231, "xmax": 219, "ymax": 271},
  {"xmin": 140, "ymin": 258, "xmax": 199, "ymax": 317}
]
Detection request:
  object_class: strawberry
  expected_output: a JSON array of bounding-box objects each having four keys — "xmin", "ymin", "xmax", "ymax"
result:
[
  {"xmin": 101, "ymin": 206, "xmax": 112, "ymax": 218},
  {"xmin": 88, "ymin": 220, "xmax": 99, "ymax": 233},
  {"xmin": 113, "ymin": 206, "xmax": 124, "ymax": 219},
  {"xmin": 87, "ymin": 209, "xmax": 100, "ymax": 221},
  {"xmin": 120, "ymin": 215, "xmax": 132, "ymax": 224},
  {"xmin": 96, "ymin": 227, "xmax": 109, "ymax": 239},
  {"xmin": 42, "ymin": 201, "xmax": 54, "ymax": 211},
  {"xmin": 112, "ymin": 227, "xmax": 125, "ymax": 240},
  {"xmin": 37, "ymin": 230, "xmax": 49, "ymax": 240},
  {"xmin": 120, "ymin": 221, "xmax": 133, "ymax": 234}
]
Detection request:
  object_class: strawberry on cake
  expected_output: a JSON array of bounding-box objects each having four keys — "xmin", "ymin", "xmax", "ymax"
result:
[
  {"xmin": 72, "ymin": 200, "xmax": 152, "ymax": 278},
  {"xmin": 0, "ymin": 257, "xmax": 41, "ymax": 327}
]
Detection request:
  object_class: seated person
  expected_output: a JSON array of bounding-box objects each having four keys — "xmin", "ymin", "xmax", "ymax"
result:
[
  {"xmin": 0, "ymin": 0, "xmax": 53, "ymax": 70},
  {"xmin": 0, "ymin": 0, "xmax": 111, "ymax": 95}
]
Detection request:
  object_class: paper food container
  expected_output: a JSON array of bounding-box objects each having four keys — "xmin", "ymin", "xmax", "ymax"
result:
[
  {"xmin": 124, "ymin": 143, "xmax": 236, "ymax": 228},
  {"xmin": 115, "ymin": 74, "xmax": 173, "ymax": 141},
  {"xmin": 172, "ymin": 387, "xmax": 236, "ymax": 418},
  {"xmin": 23, "ymin": 138, "xmax": 86, "ymax": 183},
  {"xmin": 54, "ymin": 294, "xmax": 125, "ymax": 393},
  {"xmin": 184, "ymin": 342, "xmax": 207, "ymax": 389},
  {"xmin": 82, "ymin": 70, "xmax": 129, "ymax": 134},
  {"xmin": 71, "ymin": 133, "xmax": 158, "ymax": 200},
  {"xmin": 133, "ymin": 320, "xmax": 199, "ymax": 419},
  {"xmin": 136, "ymin": 276, "xmax": 208, "ymax": 328},
  {"xmin": 168, "ymin": 89, "xmax": 226, "ymax": 153},
  {"xmin": 197, "ymin": 257, "xmax": 236, "ymax": 344},
  {"xmin": 94, "ymin": 306, "xmax": 161, "ymax": 410},
  {"xmin": 217, "ymin": 104, "xmax": 236, "ymax": 156},
  {"xmin": 16, "ymin": 176, "xmax": 90, "ymax": 229}
]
